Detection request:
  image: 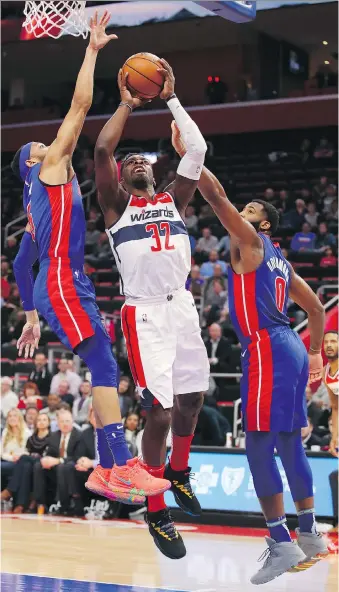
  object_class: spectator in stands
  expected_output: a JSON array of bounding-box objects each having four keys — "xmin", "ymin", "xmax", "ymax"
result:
[
  {"xmin": 313, "ymin": 137, "xmax": 334, "ymax": 159},
  {"xmin": 3, "ymin": 236, "xmax": 18, "ymax": 262},
  {"xmin": 217, "ymin": 233, "xmax": 230, "ymax": 261},
  {"xmin": 304, "ymin": 202, "xmax": 320, "ymax": 229},
  {"xmin": 18, "ymin": 382, "xmax": 44, "ymax": 412},
  {"xmin": 194, "ymin": 397, "xmax": 229, "ymax": 446},
  {"xmin": 85, "ymin": 220, "xmax": 101, "ymax": 247},
  {"xmin": 306, "ymin": 386, "xmax": 325, "ymax": 428},
  {"xmin": 28, "ymin": 351, "xmax": 52, "ymax": 397},
  {"xmin": 322, "ymin": 184, "xmax": 337, "ymax": 215},
  {"xmin": 204, "ymin": 264, "xmax": 227, "ymax": 293},
  {"xmin": 2, "ymin": 309, "xmax": 26, "ymax": 352},
  {"xmin": 301, "ymin": 417, "xmax": 330, "ymax": 450},
  {"xmin": 32, "ymin": 409, "xmax": 82, "ymax": 514},
  {"xmin": 282, "ymin": 198, "xmax": 306, "ymax": 230},
  {"xmin": 118, "ymin": 376, "xmax": 134, "ymax": 418},
  {"xmin": 41, "ymin": 394, "xmax": 61, "ymax": 431},
  {"xmin": 315, "ymin": 221, "xmax": 337, "ymax": 252},
  {"xmin": 326, "ymin": 199, "xmax": 338, "ymax": 223},
  {"xmin": 72, "ymin": 380, "xmax": 92, "ymax": 426},
  {"xmin": 203, "ymin": 280, "xmax": 228, "ymax": 326},
  {"xmin": 184, "ymin": 205, "xmax": 198, "ymax": 233},
  {"xmin": 1, "ymin": 409, "xmax": 31, "ymax": 487},
  {"xmin": 1, "ymin": 261, "xmax": 11, "ymax": 301},
  {"xmin": 57, "ymin": 380, "xmax": 74, "ymax": 410},
  {"xmin": 200, "ymin": 250, "xmax": 227, "ymax": 278},
  {"xmin": 7, "ymin": 284, "xmax": 21, "ymax": 308},
  {"xmin": 313, "ymin": 176, "xmax": 328, "ymax": 202},
  {"xmin": 124, "ymin": 411, "xmax": 142, "ymax": 457},
  {"xmin": 1, "ymin": 377, "xmax": 18, "ymax": 420},
  {"xmin": 50, "ymin": 358, "xmax": 82, "ymax": 397},
  {"xmin": 1, "ymin": 413, "xmax": 51, "ymax": 513},
  {"xmin": 264, "ymin": 187, "xmax": 275, "ymax": 203},
  {"xmin": 320, "ymin": 246, "xmax": 337, "ymax": 267},
  {"xmin": 290, "ymin": 222, "xmax": 316, "ymax": 251},
  {"xmin": 205, "ymin": 323, "xmax": 232, "ymax": 374},
  {"xmin": 186, "ymin": 265, "xmax": 204, "ymax": 297},
  {"xmin": 70, "ymin": 404, "xmax": 98, "ymax": 515},
  {"xmin": 195, "ymin": 227, "xmax": 219, "ymax": 254},
  {"xmin": 198, "ymin": 204, "xmax": 216, "ymax": 227},
  {"xmin": 24, "ymin": 406, "xmax": 39, "ymax": 431},
  {"xmin": 277, "ymin": 190, "xmax": 292, "ymax": 215}
]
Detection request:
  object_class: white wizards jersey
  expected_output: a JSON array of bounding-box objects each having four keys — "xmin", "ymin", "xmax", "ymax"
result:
[
  {"xmin": 324, "ymin": 363, "xmax": 339, "ymax": 397},
  {"xmin": 106, "ymin": 191, "xmax": 191, "ymax": 300}
]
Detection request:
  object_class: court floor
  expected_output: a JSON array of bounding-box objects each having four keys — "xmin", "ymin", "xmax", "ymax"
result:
[{"xmin": 1, "ymin": 514, "xmax": 338, "ymax": 592}]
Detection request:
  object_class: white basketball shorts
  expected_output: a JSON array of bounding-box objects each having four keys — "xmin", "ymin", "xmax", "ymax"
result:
[{"xmin": 121, "ymin": 287, "xmax": 210, "ymax": 409}]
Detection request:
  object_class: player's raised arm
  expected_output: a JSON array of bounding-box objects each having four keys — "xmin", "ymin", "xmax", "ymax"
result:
[
  {"xmin": 40, "ymin": 11, "xmax": 117, "ymax": 185},
  {"xmin": 288, "ymin": 268, "xmax": 325, "ymax": 384},
  {"xmin": 13, "ymin": 225, "xmax": 41, "ymax": 358},
  {"xmin": 158, "ymin": 61, "xmax": 207, "ymax": 214},
  {"xmin": 171, "ymin": 121, "xmax": 260, "ymax": 247},
  {"xmin": 94, "ymin": 70, "xmax": 147, "ymax": 226}
]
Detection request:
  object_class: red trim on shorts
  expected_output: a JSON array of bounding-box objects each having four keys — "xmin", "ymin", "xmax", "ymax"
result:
[
  {"xmin": 123, "ymin": 305, "xmax": 146, "ymax": 388},
  {"xmin": 246, "ymin": 329, "xmax": 273, "ymax": 431},
  {"xmin": 233, "ymin": 274, "xmax": 248, "ymax": 336},
  {"xmin": 245, "ymin": 272, "xmax": 259, "ymax": 333},
  {"xmin": 45, "ymin": 184, "xmax": 94, "ymax": 349},
  {"xmin": 121, "ymin": 306, "xmax": 138, "ymax": 385}
]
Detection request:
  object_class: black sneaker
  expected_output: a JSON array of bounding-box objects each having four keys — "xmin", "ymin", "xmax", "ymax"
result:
[
  {"xmin": 164, "ymin": 463, "xmax": 201, "ymax": 517},
  {"xmin": 146, "ymin": 508, "xmax": 186, "ymax": 559}
]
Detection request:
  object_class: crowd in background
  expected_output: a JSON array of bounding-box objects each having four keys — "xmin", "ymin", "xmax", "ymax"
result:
[{"xmin": 1, "ymin": 127, "xmax": 338, "ymax": 518}]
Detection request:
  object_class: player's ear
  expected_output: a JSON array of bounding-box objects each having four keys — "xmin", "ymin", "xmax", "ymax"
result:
[
  {"xmin": 25, "ymin": 159, "xmax": 36, "ymax": 168},
  {"xmin": 260, "ymin": 219, "xmax": 271, "ymax": 232}
]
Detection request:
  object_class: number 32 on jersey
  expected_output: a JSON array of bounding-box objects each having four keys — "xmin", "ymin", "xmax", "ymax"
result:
[{"xmin": 145, "ymin": 222, "xmax": 175, "ymax": 252}]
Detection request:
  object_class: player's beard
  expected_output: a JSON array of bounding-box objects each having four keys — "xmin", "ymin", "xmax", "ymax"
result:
[
  {"xmin": 326, "ymin": 350, "xmax": 338, "ymax": 360},
  {"xmin": 132, "ymin": 174, "xmax": 149, "ymax": 190},
  {"xmin": 250, "ymin": 220, "xmax": 261, "ymax": 232}
]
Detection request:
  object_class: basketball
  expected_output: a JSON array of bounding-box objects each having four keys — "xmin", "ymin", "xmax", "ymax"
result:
[{"xmin": 122, "ymin": 52, "xmax": 164, "ymax": 100}]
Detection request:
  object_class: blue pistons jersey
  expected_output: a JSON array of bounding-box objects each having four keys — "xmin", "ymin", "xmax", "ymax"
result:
[{"xmin": 228, "ymin": 233, "xmax": 308, "ymax": 432}]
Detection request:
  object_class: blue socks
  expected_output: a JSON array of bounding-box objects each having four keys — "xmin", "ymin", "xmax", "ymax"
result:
[
  {"xmin": 297, "ymin": 508, "xmax": 317, "ymax": 533},
  {"xmin": 103, "ymin": 423, "xmax": 132, "ymax": 466},
  {"xmin": 96, "ymin": 428, "xmax": 114, "ymax": 469},
  {"xmin": 267, "ymin": 516, "xmax": 292, "ymax": 543}
]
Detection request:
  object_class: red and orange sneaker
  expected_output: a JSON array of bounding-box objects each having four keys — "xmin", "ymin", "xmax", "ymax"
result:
[
  {"xmin": 85, "ymin": 464, "xmax": 145, "ymax": 505},
  {"xmin": 108, "ymin": 457, "xmax": 171, "ymax": 503}
]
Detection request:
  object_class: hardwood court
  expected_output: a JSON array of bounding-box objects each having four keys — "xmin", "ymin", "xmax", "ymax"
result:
[{"xmin": 1, "ymin": 514, "xmax": 338, "ymax": 592}]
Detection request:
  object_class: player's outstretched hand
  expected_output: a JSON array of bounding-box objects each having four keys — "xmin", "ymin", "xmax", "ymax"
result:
[
  {"xmin": 17, "ymin": 322, "xmax": 41, "ymax": 359},
  {"xmin": 118, "ymin": 69, "xmax": 151, "ymax": 109},
  {"xmin": 157, "ymin": 59, "xmax": 175, "ymax": 100},
  {"xmin": 308, "ymin": 352, "xmax": 323, "ymax": 384},
  {"xmin": 89, "ymin": 10, "xmax": 118, "ymax": 51},
  {"xmin": 171, "ymin": 121, "xmax": 186, "ymax": 157}
]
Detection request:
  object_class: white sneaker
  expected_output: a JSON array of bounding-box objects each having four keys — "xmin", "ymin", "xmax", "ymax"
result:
[
  {"xmin": 295, "ymin": 528, "xmax": 329, "ymax": 565},
  {"xmin": 250, "ymin": 536, "xmax": 307, "ymax": 585}
]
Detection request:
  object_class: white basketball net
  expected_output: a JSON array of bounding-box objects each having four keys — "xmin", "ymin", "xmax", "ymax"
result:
[{"xmin": 23, "ymin": 1, "xmax": 90, "ymax": 39}]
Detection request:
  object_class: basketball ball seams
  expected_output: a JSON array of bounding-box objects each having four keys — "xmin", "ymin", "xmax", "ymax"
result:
[
  {"xmin": 125, "ymin": 62, "xmax": 163, "ymax": 89},
  {"xmin": 127, "ymin": 82, "xmax": 158, "ymax": 98}
]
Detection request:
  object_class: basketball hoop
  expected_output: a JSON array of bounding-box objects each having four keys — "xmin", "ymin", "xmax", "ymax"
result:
[{"xmin": 23, "ymin": 1, "xmax": 90, "ymax": 39}]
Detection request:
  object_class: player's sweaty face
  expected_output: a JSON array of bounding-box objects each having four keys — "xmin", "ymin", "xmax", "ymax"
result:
[
  {"xmin": 123, "ymin": 156, "xmax": 153, "ymax": 186},
  {"xmin": 324, "ymin": 334, "xmax": 338, "ymax": 359}
]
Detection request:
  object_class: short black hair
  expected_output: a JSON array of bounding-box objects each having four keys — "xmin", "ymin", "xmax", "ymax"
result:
[
  {"xmin": 11, "ymin": 146, "xmax": 24, "ymax": 180},
  {"xmin": 252, "ymin": 199, "xmax": 280, "ymax": 235},
  {"xmin": 324, "ymin": 330, "xmax": 338, "ymax": 337},
  {"xmin": 119, "ymin": 153, "xmax": 140, "ymax": 176}
]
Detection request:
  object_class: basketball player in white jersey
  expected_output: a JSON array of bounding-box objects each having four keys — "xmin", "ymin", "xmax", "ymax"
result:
[
  {"xmin": 323, "ymin": 331, "xmax": 338, "ymax": 457},
  {"xmin": 95, "ymin": 60, "xmax": 209, "ymax": 559}
]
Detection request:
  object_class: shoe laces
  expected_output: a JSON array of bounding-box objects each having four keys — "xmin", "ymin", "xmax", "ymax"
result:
[
  {"xmin": 174, "ymin": 468, "xmax": 195, "ymax": 496},
  {"xmin": 257, "ymin": 546, "xmax": 277, "ymax": 567},
  {"xmin": 155, "ymin": 509, "xmax": 178, "ymax": 540}
]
